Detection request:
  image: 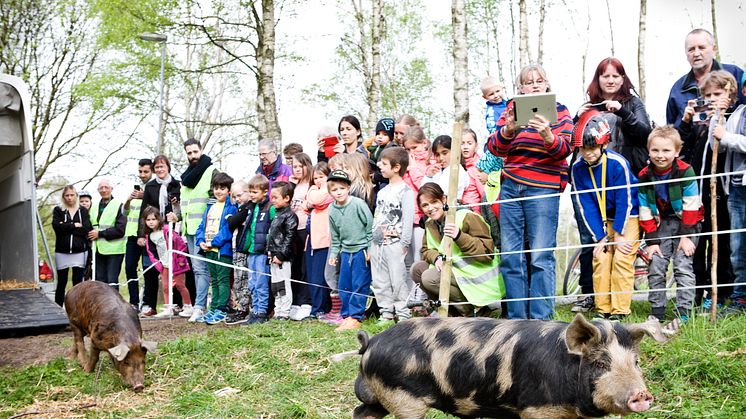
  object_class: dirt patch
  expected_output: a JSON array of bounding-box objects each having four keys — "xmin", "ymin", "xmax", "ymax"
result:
[{"xmin": 0, "ymin": 317, "xmax": 227, "ymax": 368}]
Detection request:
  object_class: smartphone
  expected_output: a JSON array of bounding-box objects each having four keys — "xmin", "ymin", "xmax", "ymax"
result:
[
  {"xmin": 589, "ymin": 102, "xmax": 608, "ymax": 111},
  {"xmin": 134, "ymin": 184, "xmax": 141, "ymax": 191},
  {"xmin": 323, "ymin": 135, "xmax": 340, "ymax": 158}
]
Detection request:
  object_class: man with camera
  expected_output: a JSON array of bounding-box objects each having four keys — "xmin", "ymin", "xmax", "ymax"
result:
[
  {"xmin": 122, "ymin": 158, "xmax": 153, "ymax": 311},
  {"xmin": 666, "ymin": 28, "xmax": 745, "ymax": 132}
]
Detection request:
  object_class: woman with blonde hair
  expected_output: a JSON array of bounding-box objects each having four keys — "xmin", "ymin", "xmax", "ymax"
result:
[
  {"xmin": 344, "ymin": 152, "xmax": 374, "ymax": 210},
  {"xmin": 52, "ymin": 185, "xmax": 92, "ymax": 306}
]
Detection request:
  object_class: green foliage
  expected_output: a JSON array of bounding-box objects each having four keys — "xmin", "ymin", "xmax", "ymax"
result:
[{"xmin": 1, "ymin": 309, "xmax": 745, "ymax": 417}]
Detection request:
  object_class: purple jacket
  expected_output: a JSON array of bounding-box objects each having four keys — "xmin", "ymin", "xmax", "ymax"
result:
[
  {"xmin": 145, "ymin": 225, "xmax": 191, "ymax": 276},
  {"xmin": 255, "ymin": 155, "xmax": 292, "ymax": 190}
]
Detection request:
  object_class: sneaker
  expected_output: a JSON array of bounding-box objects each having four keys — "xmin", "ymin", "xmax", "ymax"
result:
[
  {"xmin": 187, "ymin": 307, "xmax": 206, "ymax": 323},
  {"xmin": 140, "ymin": 305, "xmax": 156, "ymax": 317},
  {"xmin": 179, "ymin": 304, "xmax": 194, "ymax": 318},
  {"xmin": 314, "ymin": 312, "xmax": 327, "ymax": 320},
  {"xmin": 405, "ymin": 284, "xmax": 427, "ymax": 308},
  {"xmin": 206, "ymin": 310, "xmax": 227, "ymax": 325},
  {"xmin": 290, "ymin": 304, "xmax": 312, "ymax": 321},
  {"xmin": 323, "ymin": 313, "xmax": 344, "ymax": 325},
  {"xmin": 649, "ymin": 307, "xmax": 665, "ymax": 323},
  {"xmin": 273, "ymin": 315, "xmax": 290, "ymax": 321},
  {"xmin": 699, "ymin": 297, "xmax": 723, "ymax": 315},
  {"xmin": 225, "ymin": 310, "xmax": 249, "ymax": 325},
  {"xmin": 607, "ymin": 314, "xmax": 626, "ymax": 323},
  {"xmin": 243, "ymin": 312, "xmax": 268, "ymax": 325},
  {"xmin": 718, "ymin": 300, "xmax": 746, "ymax": 318},
  {"xmin": 154, "ymin": 307, "xmax": 174, "ymax": 318},
  {"xmin": 288, "ymin": 305, "xmax": 300, "ymax": 319},
  {"xmin": 335, "ymin": 317, "xmax": 362, "ymax": 331},
  {"xmin": 571, "ymin": 296, "xmax": 595, "ymax": 313},
  {"xmin": 592, "ymin": 312, "xmax": 608, "ymax": 320}
]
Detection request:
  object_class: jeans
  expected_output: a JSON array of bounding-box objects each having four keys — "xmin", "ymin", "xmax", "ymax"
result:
[
  {"xmin": 306, "ymin": 247, "xmax": 331, "ymax": 316},
  {"xmin": 499, "ymin": 178, "xmax": 559, "ymax": 320},
  {"xmin": 94, "ymin": 252, "xmax": 124, "ymax": 289},
  {"xmin": 248, "ymin": 253, "xmax": 270, "ymax": 314},
  {"xmin": 124, "ymin": 237, "xmax": 142, "ymax": 306},
  {"xmin": 339, "ymin": 249, "xmax": 372, "ymax": 320},
  {"xmin": 729, "ymin": 184, "xmax": 746, "ymax": 300},
  {"xmin": 571, "ymin": 195, "xmax": 595, "ymax": 295},
  {"xmin": 186, "ymin": 234, "xmax": 211, "ymax": 310}
]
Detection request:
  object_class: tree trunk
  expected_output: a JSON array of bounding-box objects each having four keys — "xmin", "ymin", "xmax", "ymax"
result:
[
  {"xmin": 369, "ymin": 0, "xmax": 383, "ymax": 132},
  {"xmin": 256, "ymin": 0, "xmax": 282, "ymax": 143},
  {"xmin": 537, "ymin": 0, "xmax": 546, "ymax": 65},
  {"xmin": 580, "ymin": 2, "xmax": 590, "ymax": 96},
  {"xmin": 605, "ymin": 0, "xmax": 615, "ymax": 56},
  {"xmin": 452, "ymin": 0, "xmax": 469, "ymax": 124},
  {"xmin": 711, "ymin": 0, "xmax": 720, "ymax": 62},
  {"xmin": 518, "ymin": 0, "xmax": 530, "ymax": 67},
  {"xmin": 638, "ymin": 0, "xmax": 647, "ymax": 102}
]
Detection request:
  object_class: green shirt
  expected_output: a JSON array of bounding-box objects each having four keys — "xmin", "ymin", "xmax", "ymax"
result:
[{"xmin": 329, "ymin": 196, "xmax": 373, "ymax": 258}]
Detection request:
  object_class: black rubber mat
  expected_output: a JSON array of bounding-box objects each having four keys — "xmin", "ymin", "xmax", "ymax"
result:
[{"xmin": 0, "ymin": 288, "xmax": 68, "ymax": 335}]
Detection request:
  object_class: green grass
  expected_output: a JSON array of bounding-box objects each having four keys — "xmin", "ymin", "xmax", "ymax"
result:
[{"xmin": 1, "ymin": 304, "xmax": 745, "ymax": 418}]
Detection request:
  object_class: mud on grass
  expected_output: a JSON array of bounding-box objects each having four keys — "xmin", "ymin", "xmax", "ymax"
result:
[{"xmin": 1, "ymin": 304, "xmax": 746, "ymax": 417}]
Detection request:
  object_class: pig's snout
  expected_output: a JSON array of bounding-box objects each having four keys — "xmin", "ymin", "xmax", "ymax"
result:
[
  {"xmin": 132, "ymin": 383, "xmax": 144, "ymax": 392},
  {"xmin": 627, "ymin": 389, "xmax": 653, "ymax": 412}
]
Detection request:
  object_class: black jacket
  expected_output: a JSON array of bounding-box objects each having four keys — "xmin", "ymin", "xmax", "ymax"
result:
[
  {"xmin": 611, "ymin": 96, "xmax": 652, "ymax": 176},
  {"xmin": 139, "ymin": 177, "xmax": 181, "ymax": 235},
  {"xmin": 53, "ymin": 206, "xmax": 92, "ymax": 254},
  {"xmin": 266, "ymin": 206, "xmax": 298, "ymax": 262},
  {"xmin": 229, "ymin": 198, "xmax": 273, "ymax": 254}
]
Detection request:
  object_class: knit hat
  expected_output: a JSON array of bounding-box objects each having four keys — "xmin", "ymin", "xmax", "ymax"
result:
[
  {"xmin": 572, "ymin": 109, "xmax": 611, "ymax": 148},
  {"xmin": 476, "ymin": 152, "xmax": 504, "ymax": 174},
  {"xmin": 327, "ymin": 169, "xmax": 352, "ymax": 185},
  {"xmin": 375, "ymin": 118, "xmax": 395, "ymax": 141}
]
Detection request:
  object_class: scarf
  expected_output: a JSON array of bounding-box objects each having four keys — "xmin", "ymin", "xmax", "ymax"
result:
[
  {"xmin": 181, "ymin": 155, "xmax": 212, "ymax": 188},
  {"xmin": 155, "ymin": 174, "xmax": 172, "ymax": 215}
]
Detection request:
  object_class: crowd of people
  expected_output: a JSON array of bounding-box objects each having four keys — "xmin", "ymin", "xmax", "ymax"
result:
[{"xmin": 51, "ymin": 28, "xmax": 746, "ymax": 330}]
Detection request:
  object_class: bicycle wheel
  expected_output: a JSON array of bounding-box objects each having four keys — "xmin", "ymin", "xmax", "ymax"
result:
[{"xmin": 562, "ymin": 248, "xmax": 583, "ymax": 296}]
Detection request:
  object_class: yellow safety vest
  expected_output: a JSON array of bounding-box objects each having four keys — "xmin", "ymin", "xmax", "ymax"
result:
[
  {"xmin": 90, "ymin": 198, "xmax": 126, "ymax": 255},
  {"xmin": 181, "ymin": 166, "xmax": 216, "ymax": 235},
  {"xmin": 426, "ymin": 209, "xmax": 505, "ymax": 308},
  {"xmin": 124, "ymin": 199, "xmax": 142, "ymax": 237}
]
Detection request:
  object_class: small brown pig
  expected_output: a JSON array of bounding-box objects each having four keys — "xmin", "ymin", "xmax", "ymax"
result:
[
  {"xmin": 65, "ymin": 281, "xmax": 157, "ymax": 392},
  {"xmin": 351, "ymin": 313, "xmax": 672, "ymax": 418}
]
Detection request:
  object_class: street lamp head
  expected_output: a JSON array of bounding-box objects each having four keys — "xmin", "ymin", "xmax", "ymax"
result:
[{"xmin": 139, "ymin": 32, "xmax": 168, "ymax": 43}]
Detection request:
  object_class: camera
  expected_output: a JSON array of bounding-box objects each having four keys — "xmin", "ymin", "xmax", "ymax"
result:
[{"xmin": 693, "ymin": 97, "xmax": 711, "ymax": 125}]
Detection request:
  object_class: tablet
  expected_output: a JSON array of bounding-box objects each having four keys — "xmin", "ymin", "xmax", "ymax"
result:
[{"xmin": 514, "ymin": 93, "xmax": 558, "ymax": 126}]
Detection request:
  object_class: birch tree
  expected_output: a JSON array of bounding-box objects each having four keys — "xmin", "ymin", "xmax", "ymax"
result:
[
  {"xmin": 638, "ymin": 0, "xmax": 647, "ymax": 101},
  {"xmin": 452, "ymin": 0, "xmax": 469, "ymax": 124},
  {"xmin": 518, "ymin": 0, "xmax": 531, "ymax": 68},
  {"xmin": 537, "ymin": 0, "xmax": 546, "ymax": 65}
]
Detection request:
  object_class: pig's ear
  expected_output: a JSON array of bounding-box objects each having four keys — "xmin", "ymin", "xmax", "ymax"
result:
[
  {"xmin": 141, "ymin": 340, "xmax": 158, "ymax": 353},
  {"xmin": 108, "ymin": 342, "xmax": 130, "ymax": 362},
  {"xmin": 565, "ymin": 313, "xmax": 603, "ymax": 356},
  {"xmin": 626, "ymin": 318, "xmax": 673, "ymax": 344}
]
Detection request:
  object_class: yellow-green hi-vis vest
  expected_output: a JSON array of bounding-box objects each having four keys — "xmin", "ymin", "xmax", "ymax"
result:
[
  {"xmin": 90, "ymin": 198, "xmax": 126, "ymax": 255},
  {"xmin": 181, "ymin": 166, "xmax": 216, "ymax": 235},
  {"xmin": 125, "ymin": 199, "xmax": 142, "ymax": 237},
  {"xmin": 426, "ymin": 209, "xmax": 505, "ymax": 308}
]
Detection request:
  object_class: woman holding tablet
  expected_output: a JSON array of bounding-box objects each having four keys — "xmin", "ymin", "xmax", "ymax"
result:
[
  {"xmin": 576, "ymin": 57, "xmax": 652, "ymax": 175},
  {"xmin": 486, "ymin": 64, "xmax": 574, "ymax": 320}
]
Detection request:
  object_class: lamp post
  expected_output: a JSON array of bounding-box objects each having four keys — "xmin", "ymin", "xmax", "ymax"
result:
[{"xmin": 139, "ymin": 32, "xmax": 168, "ymax": 154}]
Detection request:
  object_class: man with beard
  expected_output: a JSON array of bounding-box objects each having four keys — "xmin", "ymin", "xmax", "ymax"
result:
[
  {"xmin": 122, "ymin": 158, "xmax": 153, "ymax": 312},
  {"xmin": 180, "ymin": 138, "xmax": 219, "ymax": 322}
]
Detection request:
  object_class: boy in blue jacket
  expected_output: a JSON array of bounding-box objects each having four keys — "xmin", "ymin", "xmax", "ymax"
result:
[
  {"xmin": 196, "ymin": 172, "xmax": 238, "ymax": 324},
  {"xmin": 570, "ymin": 115, "xmax": 640, "ymax": 321}
]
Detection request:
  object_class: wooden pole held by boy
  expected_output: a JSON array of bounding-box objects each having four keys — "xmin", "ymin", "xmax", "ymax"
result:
[
  {"xmin": 709, "ymin": 104, "xmax": 727, "ymax": 322},
  {"xmin": 437, "ymin": 122, "xmax": 463, "ymax": 317}
]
